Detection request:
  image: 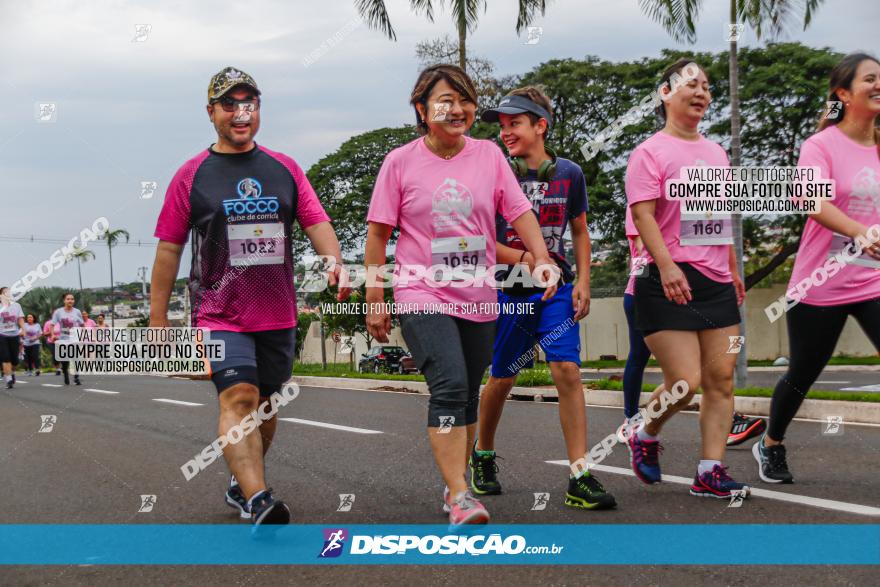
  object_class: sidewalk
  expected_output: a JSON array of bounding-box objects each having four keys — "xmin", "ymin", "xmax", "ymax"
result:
[{"xmin": 291, "ymin": 375, "xmax": 880, "ymax": 425}]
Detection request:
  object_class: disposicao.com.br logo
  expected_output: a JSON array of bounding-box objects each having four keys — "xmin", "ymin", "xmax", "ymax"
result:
[{"xmin": 318, "ymin": 528, "xmax": 563, "ymax": 558}]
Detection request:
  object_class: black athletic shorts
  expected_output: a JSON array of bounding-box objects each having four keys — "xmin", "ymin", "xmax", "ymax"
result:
[
  {"xmin": 208, "ymin": 328, "xmax": 296, "ymax": 397},
  {"xmin": 634, "ymin": 262, "xmax": 740, "ymax": 335},
  {"xmin": 0, "ymin": 335, "xmax": 20, "ymax": 365}
]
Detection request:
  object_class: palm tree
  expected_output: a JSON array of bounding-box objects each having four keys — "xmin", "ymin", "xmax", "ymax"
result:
[
  {"xmin": 99, "ymin": 228, "xmax": 130, "ymax": 327},
  {"xmin": 638, "ymin": 0, "xmax": 825, "ymax": 386},
  {"xmin": 65, "ymin": 246, "xmax": 95, "ymax": 293},
  {"xmin": 356, "ymin": 0, "xmax": 550, "ymax": 70}
]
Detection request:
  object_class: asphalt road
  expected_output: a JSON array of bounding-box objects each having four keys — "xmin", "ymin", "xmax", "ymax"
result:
[
  {"xmin": 584, "ymin": 367, "xmax": 880, "ymax": 393},
  {"xmin": 1, "ymin": 373, "xmax": 877, "ymax": 585}
]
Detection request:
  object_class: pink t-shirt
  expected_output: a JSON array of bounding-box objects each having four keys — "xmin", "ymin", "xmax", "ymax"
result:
[
  {"xmin": 625, "ymin": 131, "xmax": 732, "ymax": 283},
  {"xmin": 788, "ymin": 125, "xmax": 880, "ymax": 305},
  {"xmin": 83, "ymin": 319, "xmax": 97, "ymax": 329},
  {"xmin": 43, "ymin": 319, "xmax": 57, "ymax": 343},
  {"xmin": 154, "ymin": 144, "xmax": 330, "ymax": 332},
  {"xmin": 368, "ymin": 136, "xmax": 532, "ymax": 322}
]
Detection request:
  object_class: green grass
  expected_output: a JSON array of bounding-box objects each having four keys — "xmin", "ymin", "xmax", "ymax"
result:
[
  {"xmin": 586, "ymin": 378, "xmax": 880, "ymax": 403},
  {"xmin": 291, "ymin": 364, "xmax": 878, "ymax": 401}
]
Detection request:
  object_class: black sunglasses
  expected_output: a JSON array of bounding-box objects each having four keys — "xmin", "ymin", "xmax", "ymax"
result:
[{"xmin": 211, "ymin": 96, "xmax": 261, "ymax": 113}]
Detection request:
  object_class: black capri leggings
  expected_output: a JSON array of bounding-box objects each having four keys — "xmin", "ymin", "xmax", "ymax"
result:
[
  {"xmin": 400, "ymin": 313, "xmax": 494, "ymax": 428},
  {"xmin": 768, "ymin": 299, "xmax": 880, "ymax": 440}
]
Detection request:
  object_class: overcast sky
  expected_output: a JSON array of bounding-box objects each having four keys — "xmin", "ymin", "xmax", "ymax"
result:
[{"xmin": 1, "ymin": 0, "xmax": 877, "ymax": 292}]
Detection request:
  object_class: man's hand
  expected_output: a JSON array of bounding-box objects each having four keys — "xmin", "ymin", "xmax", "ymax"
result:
[{"xmin": 326, "ymin": 260, "xmax": 352, "ymax": 301}]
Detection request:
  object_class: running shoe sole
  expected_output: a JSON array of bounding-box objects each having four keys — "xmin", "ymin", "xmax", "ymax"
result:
[
  {"xmin": 251, "ymin": 501, "xmax": 291, "ymax": 537},
  {"xmin": 564, "ymin": 493, "xmax": 617, "ymax": 510},
  {"xmin": 689, "ymin": 485, "xmax": 751, "ymax": 499},
  {"xmin": 449, "ymin": 509, "xmax": 490, "ymax": 526},
  {"xmin": 225, "ymin": 492, "xmax": 252, "ymax": 519},
  {"xmin": 752, "ymin": 441, "xmax": 791, "ymax": 484},
  {"xmin": 727, "ymin": 418, "xmax": 766, "ymax": 447}
]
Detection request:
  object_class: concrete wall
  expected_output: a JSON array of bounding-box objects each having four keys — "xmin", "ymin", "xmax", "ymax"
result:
[
  {"xmin": 299, "ymin": 285, "xmax": 877, "ymax": 364},
  {"xmin": 580, "ymin": 284, "xmax": 876, "ymax": 361},
  {"xmin": 298, "ymin": 321, "xmax": 408, "ymax": 366}
]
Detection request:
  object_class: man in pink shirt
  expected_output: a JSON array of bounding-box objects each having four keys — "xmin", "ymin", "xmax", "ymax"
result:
[{"xmin": 151, "ymin": 67, "xmax": 349, "ymax": 531}]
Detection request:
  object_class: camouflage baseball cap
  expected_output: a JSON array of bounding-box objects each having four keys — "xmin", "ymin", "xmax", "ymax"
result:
[{"xmin": 207, "ymin": 66, "xmax": 261, "ymax": 102}]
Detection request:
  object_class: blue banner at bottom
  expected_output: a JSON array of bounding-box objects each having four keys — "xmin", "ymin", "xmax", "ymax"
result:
[{"xmin": 0, "ymin": 525, "xmax": 877, "ymax": 565}]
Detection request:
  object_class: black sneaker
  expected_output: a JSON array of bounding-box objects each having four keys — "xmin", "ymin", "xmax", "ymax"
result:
[
  {"xmin": 565, "ymin": 471, "xmax": 617, "ymax": 510},
  {"xmin": 74, "ymin": 375, "xmax": 81, "ymax": 386},
  {"xmin": 753, "ymin": 436, "xmax": 794, "ymax": 484},
  {"xmin": 728, "ymin": 412, "xmax": 766, "ymax": 446},
  {"xmin": 469, "ymin": 446, "xmax": 502, "ymax": 495},
  {"xmin": 249, "ymin": 489, "xmax": 290, "ymax": 534},
  {"xmin": 55, "ymin": 369, "xmax": 61, "ymax": 376},
  {"xmin": 225, "ymin": 480, "xmax": 251, "ymax": 519}
]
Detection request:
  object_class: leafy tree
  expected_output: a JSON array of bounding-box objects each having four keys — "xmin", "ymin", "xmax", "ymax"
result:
[
  {"xmin": 18, "ymin": 287, "xmax": 95, "ymax": 322},
  {"xmin": 299, "ymin": 125, "xmax": 418, "ymax": 256},
  {"xmin": 416, "ymin": 35, "xmax": 502, "ymax": 104},
  {"xmin": 99, "ymin": 227, "xmax": 130, "ymax": 327},
  {"xmin": 357, "ymin": 0, "xmax": 549, "ymax": 70},
  {"xmin": 65, "ymin": 246, "xmax": 95, "ymax": 293}
]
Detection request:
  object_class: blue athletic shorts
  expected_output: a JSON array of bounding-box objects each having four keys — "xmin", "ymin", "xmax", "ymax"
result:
[{"xmin": 490, "ymin": 283, "xmax": 581, "ymax": 378}]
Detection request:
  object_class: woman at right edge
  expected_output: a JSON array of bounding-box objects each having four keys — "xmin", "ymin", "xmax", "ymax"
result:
[{"xmin": 754, "ymin": 53, "xmax": 880, "ymax": 484}]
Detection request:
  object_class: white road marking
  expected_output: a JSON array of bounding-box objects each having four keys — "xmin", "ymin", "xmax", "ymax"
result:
[
  {"xmin": 41, "ymin": 384, "xmax": 62, "ymax": 388},
  {"xmin": 152, "ymin": 398, "xmax": 203, "ymax": 406},
  {"xmin": 841, "ymin": 384, "xmax": 880, "ymax": 392},
  {"xmin": 279, "ymin": 417, "xmax": 382, "ymax": 434},
  {"xmin": 580, "ymin": 402, "xmax": 880, "ymax": 427},
  {"xmin": 85, "ymin": 388, "xmax": 119, "ymax": 395},
  {"xmin": 815, "ymin": 380, "xmax": 850, "ymax": 384},
  {"xmin": 546, "ymin": 460, "xmax": 880, "ymax": 517}
]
